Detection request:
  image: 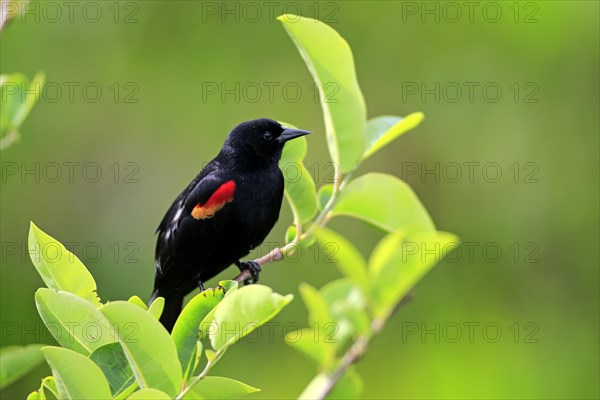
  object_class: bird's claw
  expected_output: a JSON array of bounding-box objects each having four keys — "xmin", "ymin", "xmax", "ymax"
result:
[
  {"xmin": 237, "ymin": 260, "xmax": 261, "ymax": 285},
  {"xmin": 196, "ymin": 277, "xmax": 206, "ymax": 292}
]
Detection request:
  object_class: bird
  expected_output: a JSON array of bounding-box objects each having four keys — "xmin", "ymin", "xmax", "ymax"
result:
[{"xmin": 150, "ymin": 118, "xmax": 311, "ymax": 331}]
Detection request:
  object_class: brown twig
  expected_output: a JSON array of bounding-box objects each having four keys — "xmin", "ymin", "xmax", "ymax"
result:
[
  {"xmin": 233, "ymin": 246, "xmax": 284, "ymax": 283},
  {"xmin": 230, "ymin": 167, "xmax": 412, "ymax": 398},
  {"xmin": 233, "ymin": 169, "xmax": 356, "ymax": 284}
]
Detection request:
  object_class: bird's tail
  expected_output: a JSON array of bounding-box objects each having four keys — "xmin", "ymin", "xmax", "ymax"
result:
[{"xmin": 150, "ymin": 289, "xmax": 183, "ymax": 333}]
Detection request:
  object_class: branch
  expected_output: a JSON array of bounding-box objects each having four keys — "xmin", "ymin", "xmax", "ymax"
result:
[
  {"xmin": 233, "ymin": 169, "xmax": 356, "ymax": 283},
  {"xmin": 229, "ymin": 163, "xmax": 413, "ymax": 398},
  {"xmin": 233, "ymin": 246, "xmax": 285, "ymax": 283},
  {"xmin": 310, "ymin": 292, "xmax": 414, "ymax": 400},
  {"xmin": 310, "ymin": 334, "xmax": 369, "ymax": 399}
]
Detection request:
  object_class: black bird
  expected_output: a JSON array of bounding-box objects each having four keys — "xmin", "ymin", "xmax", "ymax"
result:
[{"xmin": 150, "ymin": 118, "xmax": 311, "ymax": 331}]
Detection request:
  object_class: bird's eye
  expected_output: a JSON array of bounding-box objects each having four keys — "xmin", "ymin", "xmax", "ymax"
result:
[{"xmin": 263, "ymin": 132, "xmax": 273, "ymax": 141}]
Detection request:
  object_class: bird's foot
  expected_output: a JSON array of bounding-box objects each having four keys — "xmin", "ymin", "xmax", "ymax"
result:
[
  {"xmin": 196, "ymin": 277, "xmax": 206, "ymax": 292},
  {"xmin": 236, "ymin": 260, "xmax": 261, "ymax": 285}
]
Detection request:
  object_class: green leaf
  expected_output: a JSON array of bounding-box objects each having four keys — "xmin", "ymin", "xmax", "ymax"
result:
[
  {"xmin": 317, "ymin": 184, "xmax": 334, "ymax": 211},
  {"xmin": 303, "ymin": 234, "xmax": 317, "ymax": 249},
  {"xmin": 0, "ymin": 73, "xmax": 26, "ymax": 137},
  {"xmin": 280, "ymin": 136, "xmax": 318, "ymax": 223},
  {"xmin": 299, "ymin": 283, "xmax": 334, "ymax": 332},
  {"xmin": 196, "ymin": 283, "xmax": 237, "ymax": 341},
  {"xmin": 209, "ymin": 285, "xmax": 293, "ymax": 351},
  {"xmin": 285, "ymin": 226, "xmax": 315, "ymax": 249},
  {"xmin": 327, "ymin": 368, "xmax": 363, "ymax": 399},
  {"xmin": 27, "ymin": 392, "xmax": 41, "ymax": 400},
  {"xmin": 0, "ymin": 72, "xmax": 44, "ymax": 150},
  {"xmin": 364, "ymin": 113, "xmax": 424, "ymax": 159},
  {"xmin": 300, "ymin": 280, "xmax": 367, "ymax": 349},
  {"xmin": 128, "ymin": 296, "xmax": 148, "ymax": 310},
  {"xmin": 0, "ymin": 345, "xmax": 45, "ymax": 389},
  {"xmin": 184, "ymin": 376, "xmax": 259, "ymax": 399},
  {"xmin": 320, "ymin": 279, "xmax": 365, "ymax": 308},
  {"xmin": 332, "ymin": 173, "xmax": 435, "ymax": 234},
  {"xmin": 28, "ymin": 222, "xmax": 101, "ymax": 305},
  {"xmin": 35, "ymin": 289, "xmax": 115, "ymax": 355},
  {"xmin": 100, "ymin": 301, "xmax": 182, "ymax": 397},
  {"xmin": 172, "ymin": 288, "xmax": 225, "ymax": 384},
  {"xmin": 369, "ymin": 231, "xmax": 459, "ymax": 316},
  {"xmin": 204, "ymin": 349, "xmax": 217, "ymax": 363},
  {"xmin": 285, "ymin": 329, "xmax": 335, "ymax": 370},
  {"xmin": 218, "ymin": 280, "xmax": 239, "ymax": 294},
  {"xmin": 285, "ymin": 225, "xmax": 297, "ymax": 244},
  {"xmin": 311, "ymin": 227, "xmax": 367, "ymax": 288},
  {"xmin": 39, "ymin": 376, "xmax": 59, "ymax": 400},
  {"xmin": 193, "ymin": 341, "xmax": 203, "ymax": 374},
  {"xmin": 126, "ymin": 388, "xmax": 172, "ymax": 399},
  {"xmin": 42, "ymin": 346, "xmax": 112, "ymax": 400},
  {"xmin": 89, "ymin": 342, "xmax": 136, "ymax": 397},
  {"xmin": 148, "ymin": 297, "xmax": 165, "ymax": 320},
  {"xmin": 26, "ymin": 376, "xmax": 59, "ymax": 400},
  {"xmin": 279, "ymin": 14, "xmax": 367, "ymax": 173},
  {"xmin": 114, "ymin": 382, "xmax": 139, "ymax": 400},
  {"xmin": 320, "ymin": 279, "xmax": 369, "ymax": 336}
]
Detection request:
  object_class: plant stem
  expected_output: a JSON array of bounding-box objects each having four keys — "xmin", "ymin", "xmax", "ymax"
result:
[
  {"xmin": 232, "ymin": 163, "xmax": 406, "ymax": 398},
  {"xmin": 311, "ymin": 333, "xmax": 370, "ymax": 399},
  {"xmin": 310, "ymin": 293, "xmax": 413, "ymax": 400},
  {"xmin": 300, "ymin": 169, "xmax": 353, "ymax": 240},
  {"xmin": 0, "ymin": 131, "xmax": 19, "ymax": 151},
  {"xmin": 234, "ymin": 169, "xmax": 355, "ymax": 283},
  {"xmin": 176, "ymin": 348, "xmax": 227, "ymax": 399}
]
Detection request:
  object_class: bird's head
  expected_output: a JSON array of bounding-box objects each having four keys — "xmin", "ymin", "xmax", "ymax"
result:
[{"xmin": 223, "ymin": 118, "xmax": 311, "ymax": 164}]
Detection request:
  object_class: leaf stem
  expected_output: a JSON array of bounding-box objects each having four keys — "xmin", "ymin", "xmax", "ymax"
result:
[
  {"xmin": 176, "ymin": 348, "xmax": 227, "ymax": 399},
  {"xmin": 301, "ymin": 170, "xmax": 353, "ymax": 240}
]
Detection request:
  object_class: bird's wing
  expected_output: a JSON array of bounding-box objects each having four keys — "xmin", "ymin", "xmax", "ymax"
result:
[
  {"xmin": 155, "ymin": 171, "xmax": 236, "ymax": 273},
  {"xmin": 184, "ymin": 174, "xmax": 237, "ymax": 220}
]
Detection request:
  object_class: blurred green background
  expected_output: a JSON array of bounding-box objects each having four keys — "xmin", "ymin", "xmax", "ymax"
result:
[{"xmin": 1, "ymin": 1, "xmax": 598, "ymax": 399}]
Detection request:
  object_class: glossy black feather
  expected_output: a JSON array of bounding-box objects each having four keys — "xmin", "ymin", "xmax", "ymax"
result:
[{"xmin": 151, "ymin": 118, "xmax": 310, "ymax": 331}]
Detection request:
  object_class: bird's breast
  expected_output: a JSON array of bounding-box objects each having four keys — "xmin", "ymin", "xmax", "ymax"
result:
[{"xmin": 229, "ymin": 169, "xmax": 284, "ymax": 240}]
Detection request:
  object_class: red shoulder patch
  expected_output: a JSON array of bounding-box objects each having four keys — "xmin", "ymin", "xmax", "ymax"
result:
[{"xmin": 191, "ymin": 180, "xmax": 236, "ymax": 220}]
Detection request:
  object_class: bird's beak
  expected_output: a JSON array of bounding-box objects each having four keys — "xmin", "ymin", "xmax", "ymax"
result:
[{"xmin": 278, "ymin": 127, "xmax": 312, "ymax": 143}]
